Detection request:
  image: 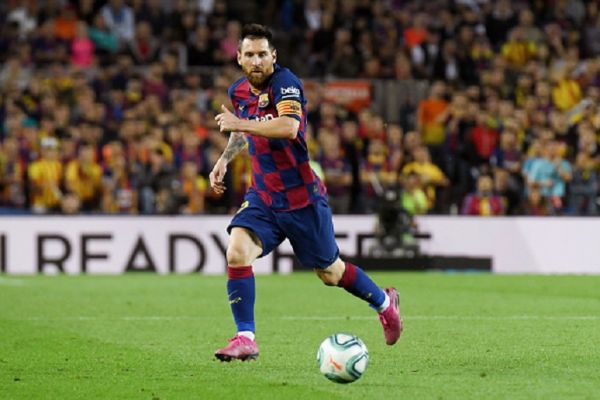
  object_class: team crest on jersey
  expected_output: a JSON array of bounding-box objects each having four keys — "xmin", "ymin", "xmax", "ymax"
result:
[{"xmin": 258, "ymin": 93, "xmax": 269, "ymax": 108}]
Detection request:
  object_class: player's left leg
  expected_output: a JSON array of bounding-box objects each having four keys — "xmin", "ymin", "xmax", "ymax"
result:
[
  {"xmin": 280, "ymin": 198, "xmax": 403, "ymax": 345},
  {"xmin": 315, "ymin": 259, "xmax": 387, "ymax": 311},
  {"xmin": 316, "ymin": 259, "xmax": 403, "ymax": 345}
]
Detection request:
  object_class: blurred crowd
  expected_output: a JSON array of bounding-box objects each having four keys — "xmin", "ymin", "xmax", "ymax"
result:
[{"xmin": 0, "ymin": 0, "xmax": 599, "ymax": 216}]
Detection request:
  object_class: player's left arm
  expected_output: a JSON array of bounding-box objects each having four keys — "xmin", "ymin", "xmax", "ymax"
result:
[
  {"xmin": 215, "ymin": 105, "xmax": 300, "ymax": 139},
  {"xmin": 215, "ymin": 72, "xmax": 304, "ymax": 140}
]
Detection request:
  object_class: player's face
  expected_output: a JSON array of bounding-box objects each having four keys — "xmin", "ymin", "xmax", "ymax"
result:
[{"xmin": 238, "ymin": 38, "xmax": 276, "ymax": 89}]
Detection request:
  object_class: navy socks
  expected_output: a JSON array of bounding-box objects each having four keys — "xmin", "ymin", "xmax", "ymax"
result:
[
  {"xmin": 227, "ymin": 266, "xmax": 256, "ymax": 333},
  {"xmin": 338, "ymin": 262, "xmax": 386, "ymax": 310}
]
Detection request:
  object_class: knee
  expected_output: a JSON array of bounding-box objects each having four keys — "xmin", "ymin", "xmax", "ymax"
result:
[
  {"xmin": 316, "ymin": 262, "xmax": 345, "ymax": 286},
  {"xmin": 226, "ymin": 244, "xmax": 252, "ymax": 266},
  {"xmin": 318, "ymin": 272, "xmax": 340, "ymax": 286}
]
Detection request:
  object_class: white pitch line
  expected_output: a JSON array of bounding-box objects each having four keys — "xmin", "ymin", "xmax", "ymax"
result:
[
  {"xmin": 281, "ymin": 315, "xmax": 600, "ymax": 321},
  {"xmin": 0, "ymin": 277, "xmax": 25, "ymax": 286},
  {"xmin": 6, "ymin": 315, "xmax": 600, "ymax": 322},
  {"xmin": 16, "ymin": 316, "xmax": 201, "ymax": 321}
]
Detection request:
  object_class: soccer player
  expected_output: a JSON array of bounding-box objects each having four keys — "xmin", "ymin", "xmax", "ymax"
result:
[{"xmin": 211, "ymin": 24, "xmax": 402, "ymax": 362}]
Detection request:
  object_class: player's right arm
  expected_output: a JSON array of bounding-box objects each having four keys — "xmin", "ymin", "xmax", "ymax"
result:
[{"xmin": 209, "ymin": 131, "xmax": 246, "ymax": 194}]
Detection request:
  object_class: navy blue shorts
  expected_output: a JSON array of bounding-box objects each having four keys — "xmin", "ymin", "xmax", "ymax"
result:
[{"xmin": 227, "ymin": 190, "xmax": 339, "ymax": 269}]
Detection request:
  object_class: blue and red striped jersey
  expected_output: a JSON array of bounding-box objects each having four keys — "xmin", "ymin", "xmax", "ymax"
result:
[{"xmin": 228, "ymin": 64, "xmax": 326, "ymax": 211}]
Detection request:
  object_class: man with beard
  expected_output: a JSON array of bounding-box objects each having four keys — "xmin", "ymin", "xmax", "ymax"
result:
[{"xmin": 210, "ymin": 24, "xmax": 402, "ymax": 362}]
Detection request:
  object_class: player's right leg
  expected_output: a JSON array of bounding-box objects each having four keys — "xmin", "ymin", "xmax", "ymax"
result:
[
  {"xmin": 215, "ymin": 227, "xmax": 263, "ymax": 362},
  {"xmin": 215, "ymin": 191, "xmax": 285, "ymax": 361}
]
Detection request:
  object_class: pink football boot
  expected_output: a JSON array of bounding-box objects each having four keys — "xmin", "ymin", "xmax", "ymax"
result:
[
  {"xmin": 378, "ymin": 287, "xmax": 403, "ymax": 345},
  {"xmin": 215, "ymin": 335, "xmax": 259, "ymax": 362}
]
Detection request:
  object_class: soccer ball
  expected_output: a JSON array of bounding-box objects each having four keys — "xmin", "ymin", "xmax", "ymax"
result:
[{"xmin": 317, "ymin": 333, "xmax": 369, "ymax": 384}]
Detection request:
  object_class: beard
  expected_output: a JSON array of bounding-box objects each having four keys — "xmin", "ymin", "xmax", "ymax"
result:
[{"xmin": 243, "ymin": 66, "xmax": 270, "ymax": 89}]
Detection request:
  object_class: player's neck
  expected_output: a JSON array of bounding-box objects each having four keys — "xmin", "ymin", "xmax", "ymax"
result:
[
  {"xmin": 249, "ymin": 80, "xmax": 269, "ymax": 93},
  {"xmin": 249, "ymin": 84, "xmax": 263, "ymax": 95}
]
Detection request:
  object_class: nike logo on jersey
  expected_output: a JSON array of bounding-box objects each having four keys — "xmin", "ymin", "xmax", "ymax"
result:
[{"xmin": 229, "ymin": 297, "xmax": 242, "ymax": 305}]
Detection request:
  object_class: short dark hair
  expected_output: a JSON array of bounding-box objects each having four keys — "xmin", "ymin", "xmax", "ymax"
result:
[{"xmin": 240, "ymin": 23, "xmax": 275, "ymax": 49}]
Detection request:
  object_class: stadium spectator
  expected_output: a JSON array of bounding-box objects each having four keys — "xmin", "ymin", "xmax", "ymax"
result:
[
  {"xmin": 7, "ymin": 1, "xmax": 38, "ymax": 38},
  {"xmin": 461, "ymin": 174, "xmax": 505, "ymax": 216},
  {"xmin": 100, "ymin": 0, "xmax": 135, "ymax": 45},
  {"xmin": 77, "ymin": 0, "xmax": 100, "ymax": 26},
  {"xmin": 319, "ymin": 132, "xmax": 352, "ymax": 214},
  {"xmin": 101, "ymin": 144, "xmax": 137, "ymax": 214},
  {"xmin": 179, "ymin": 160, "xmax": 207, "ymax": 214},
  {"xmin": 71, "ymin": 22, "xmax": 95, "ymax": 68},
  {"xmin": 493, "ymin": 168, "xmax": 521, "ymax": 215},
  {"xmin": 417, "ymin": 81, "xmax": 448, "ymax": 165},
  {"xmin": 219, "ymin": 20, "xmax": 241, "ymax": 64},
  {"xmin": 134, "ymin": 0, "xmax": 166, "ymax": 37},
  {"xmin": 339, "ymin": 120, "xmax": 363, "ymax": 213},
  {"xmin": 55, "ymin": 4, "xmax": 78, "ymax": 42},
  {"xmin": 187, "ymin": 24, "xmax": 217, "ymax": 66},
  {"xmin": 360, "ymin": 139, "xmax": 397, "ymax": 213},
  {"xmin": 65, "ymin": 142, "xmax": 103, "ymax": 212},
  {"xmin": 467, "ymin": 110, "xmax": 499, "ymax": 165},
  {"xmin": 522, "ymin": 183, "xmax": 552, "ymax": 216},
  {"xmin": 501, "ymin": 27, "xmax": 537, "ymax": 67},
  {"xmin": 548, "ymin": 141, "xmax": 573, "ymax": 211},
  {"xmin": 569, "ymin": 151, "xmax": 598, "ymax": 215},
  {"xmin": 0, "ymin": 56, "xmax": 32, "ymax": 92},
  {"xmin": 400, "ymin": 172, "xmax": 429, "ymax": 216},
  {"xmin": 88, "ymin": 13, "xmax": 119, "ymax": 61},
  {"xmin": 485, "ymin": 0, "xmax": 517, "ymax": 47},
  {"xmin": 27, "ymin": 137, "xmax": 62, "ymax": 214},
  {"xmin": 402, "ymin": 146, "xmax": 449, "ymax": 211},
  {"xmin": 128, "ymin": 21, "xmax": 159, "ymax": 65},
  {"xmin": 386, "ymin": 124, "xmax": 404, "ymax": 172},
  {"xmin": 135, "ymin": 147, "xmax": 178, "ymax": 214},
  {"xmin": 0, "ymin": 136, "xmax": 26, "ymax": 209}
]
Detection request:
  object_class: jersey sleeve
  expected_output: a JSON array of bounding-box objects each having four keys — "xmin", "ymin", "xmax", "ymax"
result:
[
  {"xmin": 227, "ymin": 85, "xmax": 239, "ymax": 118},
  {"xmin": 271, "ymin": 70, "xmax": 304, "ymax": 121}
]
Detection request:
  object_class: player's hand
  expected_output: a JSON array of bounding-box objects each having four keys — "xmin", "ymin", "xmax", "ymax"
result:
[
  {"xmin": 209, "ymin": 157, "xmax": 228, "ymax": 194},
  {"xmin": 215, "ymin": 105, "xmax": 240, "ymax": 133}
]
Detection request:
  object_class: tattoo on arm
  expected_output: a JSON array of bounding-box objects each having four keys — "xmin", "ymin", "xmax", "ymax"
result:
[{"xmin": 221, "ymin": 132, "xmax": 247, "ymax": 163}]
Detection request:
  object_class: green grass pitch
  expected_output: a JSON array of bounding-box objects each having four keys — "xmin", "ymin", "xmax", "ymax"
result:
[{"xmin": 1, "ymin": 272, "xmax": 599, "ymax": 399}]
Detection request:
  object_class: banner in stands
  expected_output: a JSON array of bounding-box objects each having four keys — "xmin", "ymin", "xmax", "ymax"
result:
[
  {"xmin": 0, "ymin": 216, "xmax": 598, "ymax": 275},
  {"xmin": 304, "ymin": 80, "xmax": 372, "ymax": 113},
  {"xmin": 324, "ymin": 80, "xmax": 371, "ymax": 113}
]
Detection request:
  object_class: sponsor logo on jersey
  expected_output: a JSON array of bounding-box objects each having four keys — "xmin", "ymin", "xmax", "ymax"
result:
[
  {"xmin": 258, "ymin": 93, "xmax": 269, "ymax": 108},
  {"xmin": 254, "ymin": 114, "xmax": 275, "ymax": 122},
  {"xmin": 280, "ymin": 86, "xmax": 300, "ymax": 96}
]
